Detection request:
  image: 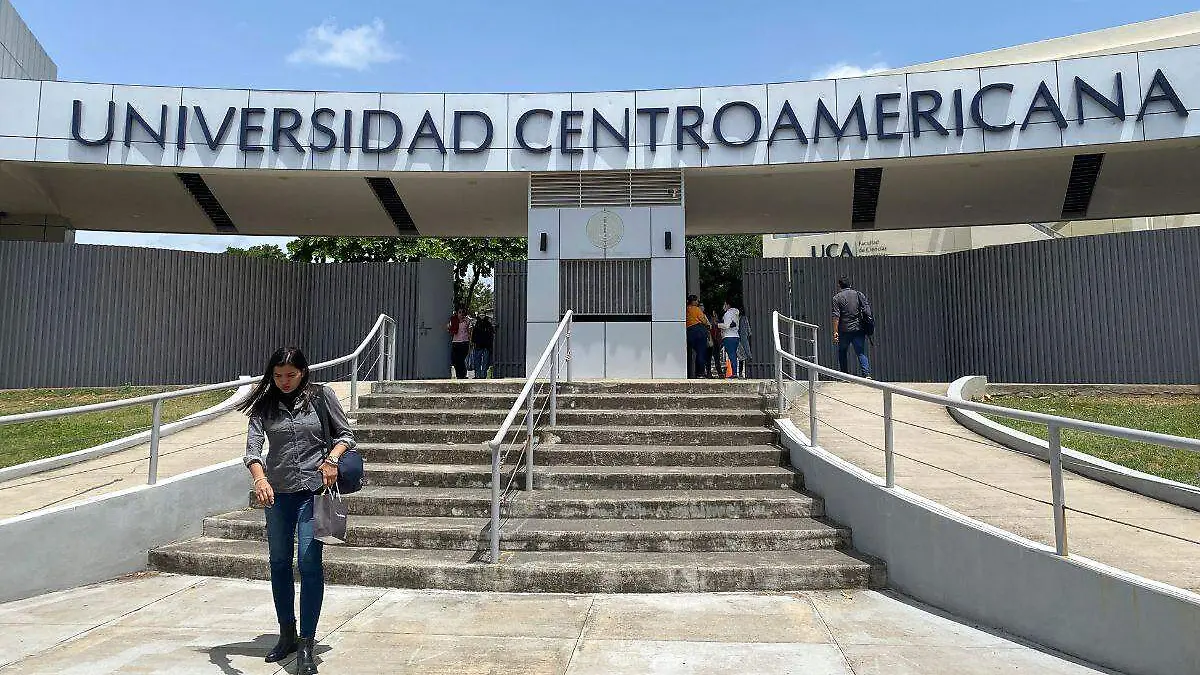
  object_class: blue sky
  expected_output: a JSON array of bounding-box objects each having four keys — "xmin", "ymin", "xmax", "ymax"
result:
[{"xmin": 12, "ymin": 0, "xmax": 1197, "ymax": 252}]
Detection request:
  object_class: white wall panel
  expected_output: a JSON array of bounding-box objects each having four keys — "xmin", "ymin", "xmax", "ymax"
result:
[
  {"xmin": 838, "ymin": 73, "xmax": 908, "ymax": 134},
  {"xmin": 507, "ymin": 93, "xmax": 571, "ymax": 153},
  {"xmin": 109, "ymin": 140, "xmax": 178, "ymax": 167},
  {"xmin": 1061, "ymin": 116, "xmax": 1144, "ymax": 146},
  {"xmin": 1137, "ymin": 45, "xmax": 1200, "ymax": 112},
  {"xmin": 1056, "ymin": 53, "xmax": 1140, "ymax": 122},
  {"xmin": 652, "ymin": 321, "xmax": 687, "ymax": 378},
  {"xmin": 526, "ymin": 259, "xmax": 560, "ymax": 323},
  {"xmin": 705, "ymin": 140, "xmax": 768, "ymax": 167},
  {"xmin": 0, "ymin": 78, "xmax": 39, "ymax": 136},
  {"xmin": 699, "ymin": 84, "xmax": 767, "ymax": 146},
  {"xmin": 840, "ymin": 134, "xmax": 910, "ymax": 161},
  {"xmin": 177, "ymin": 142, "xmax": 242, "ymax": 169},
  {"xmin": 527, "ymin": 209, "xmax": 559, "ymax": 260},
  {"xmin": 573, "ymin": 91, "xmax": 637, "ymax": 148},
  {"xmin": 634, "ymin": 88, "xmax": 702, "ymax": 148},
  {"xmin": 566, "ymin": 321, "xmax": 605, "ymax": 379},
  {"xmin": 651, "ymin": 206, "xmax": 684, "ymax": 258},
  {"xmin": 180, "ymin": 88, "xmax": 250, "ymax": 147},
  {"xmin": 605, "ymin": 322, "xmax": 652, "ymax": 378},
  {"xmin": 652, "ymin": 257, "xmax": 687, "ymax": 322},
  {"xmin": 525, "ymin": 322, "xmax": 555, "ymax": 377},
  {"xmin": 0, "ymin": 135, "xmax": 34, "ymax": 161},
  {"xmin": 1142, "ymin": 110, "xmax": 1200, "ymax": 141},
  {"xmin": 509, "ymin": 147, "xmax": 572, "ymax": 172},
  {"xmin": 978, "ymin": 62, "xmax": 1060, "ymax": 131},
  {"xmin": 112, "ymin": 85, "xmax": 183, "ymax": 147},
  {"xmin": 909, "ymin": 128, "xmax": 984, "ymax": 157},
  {"xmin": 37, "ymin": 82, "xmax": 114, "ymax": 139},
  {"xmin": 633, "ymin": 143, "xmax": 703, "ymax": 169},
  {"xmin": 905, "ymin": 68, "xmax": 982, "ymax": 132},
  {"xmin": 603, "ymin": 207, "xmax": 652, "ymax": 259},
  {"xmin": 34, "ymin": 137, "xmax": 108, "ymax": 164},
  {"xmin": 984, "ymin": 120, "xmax": 1062, "ymax": 152},
  {"xmin": 559, "ymin": 208, "xmax": 599, "ymax": 259},
  {"xmin": 574, "ymin": 144, "xmax": 638, "ymax": 171},
  {"xmin": 445, "ymin": 94, "xmax": 508, "ymax": 149}
]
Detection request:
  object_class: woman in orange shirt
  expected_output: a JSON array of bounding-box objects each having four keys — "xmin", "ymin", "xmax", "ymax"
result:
[{"xmin": 685, "ymin": 295, "xmax": 710, "ymax": 379}]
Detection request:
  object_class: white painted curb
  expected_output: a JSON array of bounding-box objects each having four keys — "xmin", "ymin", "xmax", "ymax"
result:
[{"xmin": 946, "ymin": 376, "xmax": 1200, "ymax": 512}]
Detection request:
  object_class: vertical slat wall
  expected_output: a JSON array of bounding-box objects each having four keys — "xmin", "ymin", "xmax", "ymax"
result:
[
  {"xmin": 0, "ymin": 242, "xmax": 436, "ymax": 387},
  {"xmin": 492, "ymin": 260, "xmax": 527, "ymax": 378},
  {"xmin": 747, "ymin": 227, "xmax": 1200, "ymax": 384},
  {"xmin": 741, "ymin": 257, "xmax": 790, "ymax": 379}
]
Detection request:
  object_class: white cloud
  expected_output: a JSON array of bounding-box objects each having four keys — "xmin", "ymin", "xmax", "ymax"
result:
[
  {"xmin": 286, "ymin": 18, "xmax": 401, "ymax": 71},
  {"xmin": 74, "ymin": 231, "xmax": 295, "ymax": 254},
  {"xmin": 812, "ymin": 62, "xmax": 891, "ymax": 79}
]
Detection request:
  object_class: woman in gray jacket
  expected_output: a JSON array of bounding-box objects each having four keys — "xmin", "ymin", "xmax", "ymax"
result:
[{"xmin": 239, "ymin": 347, "xmax": 354, "ymax": 675}]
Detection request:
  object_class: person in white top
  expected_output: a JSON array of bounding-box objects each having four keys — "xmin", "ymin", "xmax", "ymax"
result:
[{"xmin": 717, "ymin": 300, "xmax": 742, "ymax": 378}]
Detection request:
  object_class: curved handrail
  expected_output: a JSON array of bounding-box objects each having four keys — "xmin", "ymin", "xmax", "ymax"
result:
[
  {"xmin": 0, "ymin": 313, "xmax": 396, "ymax": 484},
  {"xmin": 771, "ymin": 309, "xmax": 1200, "ymax": 556},
  {"xmin": 487, "ymin": 310, "xmax": 574, "ymax": 452},
  {"xmin": 0, "ymin": 313, "xmax": 396, "ymax": 425}
]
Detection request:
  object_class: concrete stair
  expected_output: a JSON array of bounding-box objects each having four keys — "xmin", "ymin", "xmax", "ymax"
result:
[{"xmin": 150, "ymin": 379, "xmax": 885, "ymax": 592}]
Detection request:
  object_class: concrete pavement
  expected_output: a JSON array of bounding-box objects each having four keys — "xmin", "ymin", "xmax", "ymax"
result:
[
  {"xmin": 790, "ymin": 383, "xmax": 1200, "ymax": 592},
  {"xmin": 0, "ymin": 573, "xmax": 1114, "ymax": 674},
  {"xmin": 0, "ymin": 383, "xmax": 354, "ymax": 519}
]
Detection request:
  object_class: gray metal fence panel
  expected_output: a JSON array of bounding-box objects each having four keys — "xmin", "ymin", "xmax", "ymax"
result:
[
  {"xmin": 0, "ymin": 242, "xmax": 438, "ymax": 388},
  {"xmin": 752, "ymin": 228, "xmax": 1200, "ymax": 384},
  {"xmin": 742, "ymin": 257, "xmax": 789, "ymax": 379},
  {"xmin": 493, "ymin": 260, "xmax": 527, "ymax": 378}
]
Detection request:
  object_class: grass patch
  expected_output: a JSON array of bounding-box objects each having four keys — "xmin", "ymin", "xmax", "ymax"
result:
[
  {"xmin": 0, "ymin": 386, "xmax": 234, "ymax": 469},
  {"xmin": 984, "ymin": 394, "xmax": 1200, "ymax": 487}
]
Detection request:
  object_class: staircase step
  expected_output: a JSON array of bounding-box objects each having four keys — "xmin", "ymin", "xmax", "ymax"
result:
[
  {"xmin": 355, "ymin": 408, "xmax": 773, "ymax": 428},
  {"xmin": 354, "ymin": 443, "xmax": 786, "ymax": 467},
  {"xmin": 355, "ymin": 425, "xmax": 777, "ymax": 446},
  {"xmin": 338, "ymin": 487, "xmax": 823, "ymax": 519},
  {"xmin": 358, "ymin": 393, "xmax": 770, "ymax": 411},
  {"xmin": 150, "ymin": 538, "xmax": 884, "ymax": 592},
  {"xmin": 204, "ymin": 511, "xmax": 850, "ymax": 552},
  {"xmin": 371, "ymin": 380, "xmax": 772, "ymax": 396},
  {"xmin": 361, "ymin": 463, "xmax": 799, "ymax": 490}
]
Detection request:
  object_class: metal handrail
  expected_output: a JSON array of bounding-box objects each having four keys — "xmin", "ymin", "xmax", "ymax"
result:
[
  {"xmin": 771, "ymin": 310, "xmax": 1200, "ymax": 556},
  {"xmin": 0, "ymin": 313, "xmax": 397, "ymax": 485},
  {"xmin": 486, "ymin": 310, "xmax": 574, "ymax": 563}
]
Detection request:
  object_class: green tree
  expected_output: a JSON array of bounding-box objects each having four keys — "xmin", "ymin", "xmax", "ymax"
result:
[
  {"xmin": 286, "ymin": 236, "xmax": 526, "ymax": 312},
  {"xmin": 686, "ymin": 235, "xmax": 763, "ymax": 315},
  {"xmin": 224, "ymin": 243, "xmax": 288, "ymax": 260}
]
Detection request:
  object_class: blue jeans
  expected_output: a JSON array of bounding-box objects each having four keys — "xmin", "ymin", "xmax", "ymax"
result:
[
  {"xmin": 265, "ymin": 490, "xmax": 323, "ymax": 639},
  {"xmin": 837, "ymin": 332, "xmax": 871, "ymax": 378},
  {"xmin": 687, "ymin": 325, "xmax": 709, "ymax": 377},
  {"xmin": 473, "ymin": 348, "xmax": 491, "ymax": 379},
  {"xmin": 722, "ymin": 337, "xmax": 741, "ymax": 377}
]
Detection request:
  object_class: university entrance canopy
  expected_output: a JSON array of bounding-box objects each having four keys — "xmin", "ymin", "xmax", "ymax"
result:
[{"xmin": 0, "ymin": 44, "xmax": 1198, "ymax": 238}]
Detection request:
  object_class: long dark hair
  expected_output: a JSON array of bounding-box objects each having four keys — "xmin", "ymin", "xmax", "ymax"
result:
[{"xmin": 237, "ymin": 347, "xmax": 320, "ymax": 418}]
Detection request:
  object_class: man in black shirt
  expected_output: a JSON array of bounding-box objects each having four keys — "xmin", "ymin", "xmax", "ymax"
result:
[
  {"xmin": 471, "ymin": 315, "xmax": 496, "ymax": 379},
  {"xmin": 832, "ymin": 276, "xmax": 872, "ymax": 379}
]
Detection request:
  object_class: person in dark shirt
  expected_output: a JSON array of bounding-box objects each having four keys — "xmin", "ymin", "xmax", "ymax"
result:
[
  {"xmin": 471, "ymin": 315, "xmax": 496, "ymax": 379},
  {"xmin": 832, "ymin": 276, "xmax": 872, "ymax": 379}
]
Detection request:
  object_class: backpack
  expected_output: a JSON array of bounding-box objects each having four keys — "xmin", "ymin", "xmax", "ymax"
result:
[{"xmin": 857, "ymin": 291, "xmax": 875, "ymax": 337}]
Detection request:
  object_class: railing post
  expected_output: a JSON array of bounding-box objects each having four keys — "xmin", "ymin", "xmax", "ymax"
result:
[
  {"xmin": 565, "ymin": 325, "xmax": 573, "ymax": 383},
  {"xmin": 550, "ymin": 344, "xmax": 559, "ymax": 427},
  {"xmin": 525, "ymin": 386, "xmax": 535, "ymax": 492},
  {"xmin": 377, "ymin": 326, "xmax": 386, "ymax": 382},
  {"xmin": 788, "ymin": 321, "xmax": 797, "ymax": 380},
  {"xmin": 775, "ymin": 350, "xmax": 785, "ymax": 414},
  {"xmin": 350, "ymin": 356, "xmax": 359, "ymax": 412},
  {"xmin": 387, "ymin": 321, "xmax": 397, "ymax": 380},
  {"xmin": 489, "ymin": 441, "xmax": 501, "ymax": 563},
  {"xmin": 883, "ymin": 391, "xmax": 895, "ymax": 488},
  {"xmin": 147, "ymin": 399, "xmax": 163, "ymax": 485},
  {"xmin": 1048, "ymin": 424, "xmax": 1068, "ymax": 556},
  {"xmin": 808, "ymin": 364, "xmax": 819, "ymax": 449}
]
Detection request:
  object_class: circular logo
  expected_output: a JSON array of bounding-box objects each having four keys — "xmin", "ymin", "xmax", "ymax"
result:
[{"xmin": 586, "ymin": 210, "xmax": 625, "ymax": 250}]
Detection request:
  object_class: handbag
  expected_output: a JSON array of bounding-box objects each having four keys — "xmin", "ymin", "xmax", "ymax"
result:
[
  {"xmin": 313, "ymin": 386, "xmax": 364, "ymax": 494},
  {"xmin": 313, "ymin": 486, "xmax": 349, "ymax": 545}
]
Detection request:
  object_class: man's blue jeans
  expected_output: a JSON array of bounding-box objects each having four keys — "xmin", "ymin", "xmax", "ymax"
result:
[
  {"xmin": 837, "ymin": 331, "xmax": 871, "ymax": 378},
  {"xmin": 265, "ymin": 490, "xmax": 324, "ymax": 639},
  {"xmin": 474, "ymin": 348, "xmax": 491, "ymax": 379}
]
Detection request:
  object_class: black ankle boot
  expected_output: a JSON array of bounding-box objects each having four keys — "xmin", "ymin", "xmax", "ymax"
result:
[
  {"xmin": 296, "ymin": 637, "xmax": 318, "ymax": 674},
  {"xmin": 264, "ymin": 623, "xmax": 298, "ymax": 663}
]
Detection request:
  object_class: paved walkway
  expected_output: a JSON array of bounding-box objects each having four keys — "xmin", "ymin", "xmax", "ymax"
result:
[
  {"xmin": 0, "ymin": 573, "xmax": 1114, "ymax": 674},
  {"xmin": 789, "ymin": 383, "xmax": 1200, "ymax": 593},
  {"xmin": 0, "ymin": 383, "xmax": 354, "ymax": 519}
]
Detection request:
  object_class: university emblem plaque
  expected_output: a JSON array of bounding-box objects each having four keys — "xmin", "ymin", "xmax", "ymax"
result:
[{"xmin": 586, "ymin": 209, "xmax": 624, "ymax": 250}]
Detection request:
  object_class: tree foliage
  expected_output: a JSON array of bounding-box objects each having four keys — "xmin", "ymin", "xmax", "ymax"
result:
[
  {"xmin": 686, "ymin": 235, "xmax": 763, "ymax": 314},
  {"xmin": 285, "ymin": 236, "xmax": 526, "ymax": 312},
  {"xmin": 223, "ymin": 244, "xmax": 288, "ymax": 260}
]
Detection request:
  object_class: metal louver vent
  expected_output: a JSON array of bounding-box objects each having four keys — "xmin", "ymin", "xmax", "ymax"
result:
[
  {"xmin": 851, "ymin": 167, "xmax": 883, "ymax": 230},
  {"xmin": 560, "ymin": 259, "xmax": 652, "ymax": 318},
  {"xmin": 366, "ymin": 177, "xmax": 419, "ymax": 235},
  {"xmin": 1061, "ymin": 154, "xmax": 1104, "ymax": 220},
  {"xmin": 176, "ymin": 173, "xmax": 237, "ymax": 233},
  {"xmin": 530, "ymin": 170, "xmax": 683, "ymax": 208}
]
